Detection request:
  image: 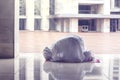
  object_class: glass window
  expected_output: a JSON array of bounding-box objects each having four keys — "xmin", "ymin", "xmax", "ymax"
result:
[
  {"xmin": 50, "ymin": 0, "xmax": 55, "ymax": 15},
  {"xmin": 78, "ymin": 5, "xmax": 91, "ymax": 14},
  {"xmin": 49, "ymin": 19, "xmax": 56, "ymax": 30},
  {"xmin": 19, "ymin": 0, "xmax": 26, "ymax": 15},
  {"xmin": 115, "ymin": 0, "xmax": 120, "ymax": 8},
  {"xmin": 19, "ymin": 19, "xmax": 26, "ymax": 30},
  {"xmin": 34, "ymin": 0, "xmax": 41, "ymax": 15},
  {"xmin": 34, "ymin": 19, "xmax": 41, "ymax": 30},
  {"xmin": 113, "ymin": 77, "xmax": 119, "ymax": 80}
]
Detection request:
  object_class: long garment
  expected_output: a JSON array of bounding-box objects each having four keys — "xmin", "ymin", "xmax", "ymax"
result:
[{"xmin": 43, "ymin": 35, "xmax": 93, "ymax": 62}]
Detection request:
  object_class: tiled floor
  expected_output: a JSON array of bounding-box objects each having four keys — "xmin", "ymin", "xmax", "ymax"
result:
[
  {"xmin": 20, "ymin": 31, "xmax": 120, "ymax": 54},
  {"xmin": 0, "ymin": 53, "xmax": 120, "ymax": 80},
  {"xmin": 1, "ymin": 31, "xmax": 120, "ymax": 80}
]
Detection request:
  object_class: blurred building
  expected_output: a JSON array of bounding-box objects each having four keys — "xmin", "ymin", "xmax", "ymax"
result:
[
  {"xmin": 18, "ymin": 0, "xmax": 120, "ymax": 32},
  {"xmin": 109, "ymin": 57, "xmax": 120, "ymax": 80}
]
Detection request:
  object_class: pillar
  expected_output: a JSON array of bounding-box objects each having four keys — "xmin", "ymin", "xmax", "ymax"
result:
[
  {"xmin": 63, "ymin": 19, "xmax": 70, "ymax": 32},
  {"xmin": 96, "ymin": 19, "xmax": 102, "ymax": 32},
  {"xmin": 41, "ymin": 0, "xmax": 49, "ymax": 31},
  {"xmin": 69, "ymin": 19, "xmax": 78, "ymax": 32},
  {"xmin": 26, "ymin": 0, "xmax": 34, "ymax": 31},
  {"xmin": 118, "ymin": 19, "xmax": 120, "ymax": 30},
  {"xmin": 99, "ymin": 0, "xmax": 110, "ymax": 32},
  {"xmin": 101, "ymin": 19, "xmax": 110, "ymax": 32},
  {"xmin": 111, "ymin": 0, "xmax": 115, "ymax": 9},
  {"xmin": 56, "ymin": 19, "xmax": 62, "ymax": 32},
  {"xmin": 0, "ymin": 0, "xmax": 14, "ymax": 58},
  {"xmin": 15, "ymin": 0, "xmax": 19, "ymax": 57}
]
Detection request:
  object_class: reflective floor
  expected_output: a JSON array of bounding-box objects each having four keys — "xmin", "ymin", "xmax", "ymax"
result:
[{"xmin": 0, "ymin": 53, "xmax": 120, "ymax": 80}]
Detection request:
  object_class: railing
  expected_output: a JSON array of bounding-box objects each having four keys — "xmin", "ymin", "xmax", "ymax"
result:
[{"xmin": 78, "ymin": 10, "xmax": 96, "ymax": 14}]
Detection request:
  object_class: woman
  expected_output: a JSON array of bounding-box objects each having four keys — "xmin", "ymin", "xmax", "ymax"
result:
[{"xmin": 43, "ymin": 34, "xmax": 94, "ymax": 63}]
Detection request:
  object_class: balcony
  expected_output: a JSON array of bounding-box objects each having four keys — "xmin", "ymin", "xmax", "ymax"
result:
[
  {"xmin": 49, "ymin": 14, "xmax": 120, "ymax": 19},
  {"xmin": 78, "ymin": 10, "xmax": 96, "ymax": 14},
  {"xmin": 78, "ymin": 0, "xmax": 104, "ymax": 5}
]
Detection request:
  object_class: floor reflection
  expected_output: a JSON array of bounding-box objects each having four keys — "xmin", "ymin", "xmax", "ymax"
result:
[
  {"xmin": 44, "ymin": 62, "xmax": 94, "ymax": 80},
  {"xmin": 15, "ymin": 54, "xmax": 42, "ymax": 80},
  {"xmin": 0, "ymin": 54, "xmax": 120, "ymax": 80},
  {"xmin": 0, "ymin": 59, "xmax": 14, "ymax": 80}
]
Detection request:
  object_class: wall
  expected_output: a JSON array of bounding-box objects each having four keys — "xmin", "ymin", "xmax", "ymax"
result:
[
  {"xmin": 0, "ymin": 0, "xmax": 14, "ymax": 58},
  {"xmin": 55, "ymin": 0, "xmax": 78, "ymax": 14}
]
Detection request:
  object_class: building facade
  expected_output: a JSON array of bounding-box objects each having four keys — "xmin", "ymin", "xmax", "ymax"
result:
[{"xmin": 18, "ymin": 0, "xmax": 120, "ymax": 32}]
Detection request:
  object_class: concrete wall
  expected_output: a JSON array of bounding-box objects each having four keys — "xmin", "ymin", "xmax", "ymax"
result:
[
  {"xmin": 0, "ymin": 0, "xmax": 14, "ymax": 58},
  {"xmin": 103, "ymin": 0, "xmax": 110, "ymax": 15},
  {"xmin": 111, "ymin": 0, "xmax": 115, "ymax": 10},
  {"xmin": 55, "ymin": 0, "xmax": 78, "ymax": 14},
  {"xmin": 55, "ymin": 0, "xmax": 78, "ymax": 32},
  {"xmin": 97, "ymin": 5, "xmax": 104, "ymax": 14}
]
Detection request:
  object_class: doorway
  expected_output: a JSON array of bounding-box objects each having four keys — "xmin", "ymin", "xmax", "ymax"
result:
[
  {"xmin": 34, "ymin": 19, "xmax": 41, "ymax": 30},
  {"xmin": 78, "ymin": 19, "xmax": 96, "ymax": 32},
  {"xmin": 110, "ymin": 19, "xmax": 118, "ymax": 32},
  {"xmin": 19, "ymin": 19, "xmax": 26, "ymax": 30}
]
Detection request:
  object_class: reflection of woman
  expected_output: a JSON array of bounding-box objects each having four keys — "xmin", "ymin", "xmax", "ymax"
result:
[
  {"xmin": 43, "ymin": 35, "xmax": 94, "ymax": 62},
  {"xmin": 43, "ymin": 62, "xmax": 94, "ymax": 80}
]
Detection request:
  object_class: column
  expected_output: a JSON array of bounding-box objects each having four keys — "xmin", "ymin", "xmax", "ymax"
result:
[
  {"xmin": 69, "ymin": 19, "xmax": 78, "ymax": 32},
  {"xmin": 103, "ymin": 0, "xmax": 110, "ymax": 15},
  {"xmin": 118, "ymin": 19, "xmax": 120, "ymax": 30},
  {"xmin": 26, "ymin": 0, "xmax": 34, "ymax": 31},
  {"xmin": 111, "ymin": 0, "xmax": 115, "ymax": 9},
  {"xmin": 100, "ymin": 0, "xmax": 110, "ymax": 32},
  {"xmin": 15, "ymin": 0, "xmax": 19, "ymax": 57},
  {"xmin": 101, "ymin": 19, "xmax": 110, "ymax": 32},
  {"xmin": 0, "ymin": 0, "xmax": 14, "ymax": 58},
  {"xmin": 64, "ymin": 19, "xmax": 70, "ymax": 32},
  {"xmin": 26, "ymin": 57, "xmax": 34, "ymax": 80},
  {"xmin": 96, "ymin": 19, "xmax": 102, "ymax": 32},
  {"xmin": 56, "ymin": 19, "xmax": 62, "ymax": 32},
  {"xmin": 41, "ymin": 0, "xmax": 49, "ymax": 31},
  {"xmin": 61, "ymin": 18, "xmax": 64, "ymax": 32}
]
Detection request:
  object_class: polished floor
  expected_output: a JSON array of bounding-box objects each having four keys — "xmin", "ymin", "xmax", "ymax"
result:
[
  {"xmin": 0, "ymin": 53, "xmax": 120, "ymax": 80},
  {"xmin": 1, "ymin": 31, "xmax": 120, "ymax": 80},
  {"xmin": 20, "ymin": 31, "xmax": 120, "ymax": 54}
]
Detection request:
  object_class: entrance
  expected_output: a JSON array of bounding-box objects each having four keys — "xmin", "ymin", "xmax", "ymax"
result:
[
  {"xmin": 49, "ymin": 19, "xmax": 56, "ymax": 31},
  {"xmin": 34, "ymin": 19, "xmax": 41, "ymax": 30},
  {"xmin": 19, "ymin": 19, "xmax": 26, "ymax": 30},
  {"xmin": 110, "ymin": 19, "xmax": 118, "ymax": 32},
  {"xmin": 78, "ymin": 19, "xmax": 96, "ymax": 32}
]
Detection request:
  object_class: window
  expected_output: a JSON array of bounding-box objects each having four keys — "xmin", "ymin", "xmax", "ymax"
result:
[
  {"xmin": 34, "ymin": 19, "xmax": 41, "ymax": 30},
  {"xmin": 115, "ymin": 0, "xmax": 120, "ymax": 8},
  {"xmin": 34, "ymin": 0, "xmax": 41, "ymax": 15},
  {"xmin": 78, "ymin": 5, "xmax": 91, "ymax": 14},
  {"xmin": 19, "ymin": 0, "xmax": 26, "ymax": 15},
  {"xmin": 50, "ymin": 0, "xmax": 55, "ymax": 15},
  {"xmin": 19, "ymin": 19, "xmax": 26, "ymax": 30},
  {"xmin": 113, "ymin": 77, "xmax": 119, "ymax": 80}
]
